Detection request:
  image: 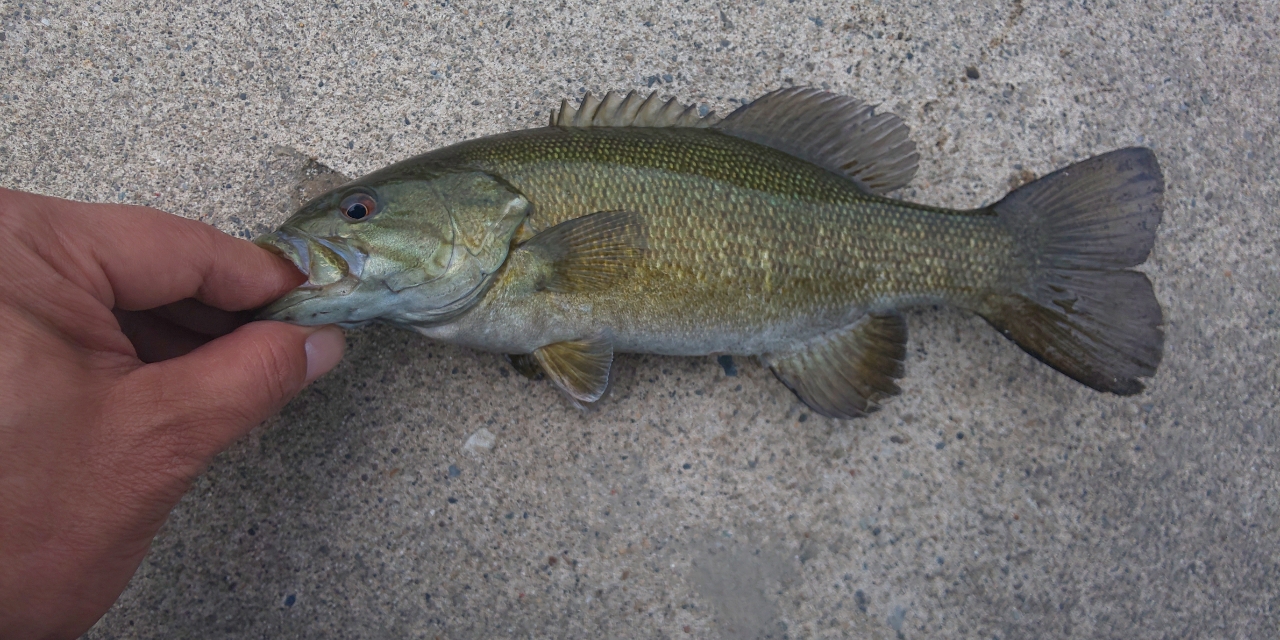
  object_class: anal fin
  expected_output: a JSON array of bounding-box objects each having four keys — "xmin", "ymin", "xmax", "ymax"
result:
[
  {"xmin": 764, "ymin": 313, "xmax": 908, "ymax": 419},
  {"xmin": 532, "ymin": 337, "xmax": 614, "ymax": 403}
]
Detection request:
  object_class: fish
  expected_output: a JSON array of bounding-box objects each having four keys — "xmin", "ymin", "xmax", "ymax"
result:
[{"xmin": 255, "ymin": 88, "xmax": 1164, "ymax": 419}]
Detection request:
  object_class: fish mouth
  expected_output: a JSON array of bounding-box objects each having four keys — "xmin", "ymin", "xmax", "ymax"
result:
[{"xmin": 254, "ymin": 229, "xmax": 368, "ymax": 322}]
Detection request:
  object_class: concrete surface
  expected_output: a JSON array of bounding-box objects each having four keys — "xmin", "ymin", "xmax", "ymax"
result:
[{"xmin": 3, "ymin": 0, "xmax": 1277, "ymax": 637}]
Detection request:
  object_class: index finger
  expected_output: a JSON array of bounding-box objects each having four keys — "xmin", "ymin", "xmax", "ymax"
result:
[{"xmin": 23, "ymin": 189, "xmax": 304, "ymax": 311}]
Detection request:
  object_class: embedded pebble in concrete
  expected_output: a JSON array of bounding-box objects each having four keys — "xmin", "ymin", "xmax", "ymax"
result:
[
  {"xmin": 464, "ymin": 428, "xmax": 497, "ymax": 454},
  {"xmin": 1, "ymin": 0, "xmax": 1277, "ymax": 638}
]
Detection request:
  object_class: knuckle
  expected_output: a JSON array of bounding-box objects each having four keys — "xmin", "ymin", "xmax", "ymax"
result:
[
  {"xmin": 249, "ymin": 333, "xmax": 302, "ymax": 404},
  {"xmin": 96, "ymin": 329, "xmax": 304, "ymax": 483},
  {"xmin": 122, "ymin": 394, "xmax": 239, "ymax": 475},
  {"xmin": 107, "ymin": 375, "xmax": 232, "ymax": 466},
  {"xmin": 93, "ymin": 393, "xmax": 205, "ymax": 502}
]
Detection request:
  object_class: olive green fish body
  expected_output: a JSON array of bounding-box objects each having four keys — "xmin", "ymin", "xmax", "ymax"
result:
[
  {"xmin": 258, "ymin": 88, "xmax": 1164, "ymax": 418},
  {"xmin": 408, "ymin": 127, "xmax": 1016, "ymax": 356}
]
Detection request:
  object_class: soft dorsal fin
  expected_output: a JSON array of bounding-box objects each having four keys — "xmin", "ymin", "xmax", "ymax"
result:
[
  {"xmin": 713, "ymin": 88, "xmax": 919, "ymax": 195},
  {"xmin": 763, "ymin": 312, "xmax": 908, "ymax": 419},
  {"xmin": 516, "ymin": 210, "xmax": 646, "ymax": 293},
  {"xmin": 550, "ymin": 90, "xmax": 721, "ymax": 128},
  {"xmin": 533, "ymin": 337, "xmax": 614, "ymax": 403}
]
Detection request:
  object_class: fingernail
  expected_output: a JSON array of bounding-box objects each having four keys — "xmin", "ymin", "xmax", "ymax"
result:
[{"xmin": 304, "ymin": 326, "xmax": 346, "ymax": 384}]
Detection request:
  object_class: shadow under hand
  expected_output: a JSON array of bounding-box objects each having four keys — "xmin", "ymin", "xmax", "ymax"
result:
[{"xmin": 114, "ymin": 299, "xmax": 256, "ymax": 363}]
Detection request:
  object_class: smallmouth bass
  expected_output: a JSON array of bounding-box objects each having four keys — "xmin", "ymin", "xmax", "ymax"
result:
[{"xmin": 256, "ymin": 88, "xmax": 1164, "ymax": 418}]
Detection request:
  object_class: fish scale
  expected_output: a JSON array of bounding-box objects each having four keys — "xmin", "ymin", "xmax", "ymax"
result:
[{"xmin": 411, "ymin": 127, "xmax": 1017, "ymax": 353}]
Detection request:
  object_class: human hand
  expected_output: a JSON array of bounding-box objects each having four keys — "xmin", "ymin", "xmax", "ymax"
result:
[{"xmin": 0, "ymin": 188, "xmax": 344, "ymax": 639}]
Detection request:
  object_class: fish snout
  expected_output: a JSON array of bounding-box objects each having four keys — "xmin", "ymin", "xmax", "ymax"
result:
[{"xmin": 253, "ymin": 230, "xmax": 370, "ymax": 325}]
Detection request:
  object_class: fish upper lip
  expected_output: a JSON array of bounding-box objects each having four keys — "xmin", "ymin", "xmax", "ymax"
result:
[
  {"xmin": 254, "ymin": 229, "xmax": 367, "ymax": 288},
  {"xmin": 255, "ymin": 230, "xmax": 313, "ymax": 280}
]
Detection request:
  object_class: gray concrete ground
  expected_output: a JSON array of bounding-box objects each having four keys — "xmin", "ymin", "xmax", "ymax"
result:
[{"xmin": 3, "ymin": 0, "xmax": 1277, "ymax": 637}]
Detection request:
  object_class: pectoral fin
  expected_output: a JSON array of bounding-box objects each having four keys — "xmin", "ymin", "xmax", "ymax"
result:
[
  {"xmin": 532, "ymin": 337, "xmax": 614, "ymax": 403},
  {"xmin": 764, "ymin": 313, "xmax": 908, "ymax": 419},
  {"xmin": 516, "ymin": 210, "xmax": 646, "ymax": 293}
]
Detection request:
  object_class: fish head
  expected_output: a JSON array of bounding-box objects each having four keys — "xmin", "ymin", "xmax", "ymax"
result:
[{"xmin": 255, "ymin": 170, "xmax": 530, "ymax": 327}]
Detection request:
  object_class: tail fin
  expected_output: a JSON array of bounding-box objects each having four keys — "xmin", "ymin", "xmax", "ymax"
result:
[{"xmin": 982, "ymin": 147, "xmax": 1164, "ymax": 395}]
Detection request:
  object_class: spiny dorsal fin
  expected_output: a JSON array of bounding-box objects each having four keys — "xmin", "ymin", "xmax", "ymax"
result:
[
  {"xmin": 713, "ymin": 88, "xmax": 919, "ymax": 195},
  {"xmin": 516, "ymin": 210, "xmax": 646, "ymax": 294},
  {"xmin": 533, "ymin": 337, "xmax": 614, "ymax": 403},
  {"xmin": 763, "ymin": 312, "xmax": 908, "ymax": 419},
  {"xmin": 550, "ymin": 90, "xmax": 721, "ymax": 128}
]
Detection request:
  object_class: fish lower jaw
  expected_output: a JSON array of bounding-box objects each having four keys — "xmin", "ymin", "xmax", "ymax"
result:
[{"xmin": 257, "ymin": 277, "xmax": 363, "ymax": 324}]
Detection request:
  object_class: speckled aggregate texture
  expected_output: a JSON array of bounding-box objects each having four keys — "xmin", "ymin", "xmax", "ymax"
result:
[{"xmin": 2, "ymin": 1, "xmax": 1276, "ymax": 638}]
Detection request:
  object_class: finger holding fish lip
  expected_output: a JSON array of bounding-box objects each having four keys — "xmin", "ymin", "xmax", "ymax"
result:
[{"xmin": 254, "ymin": 229, "xmax": 368, "ymax": 287}]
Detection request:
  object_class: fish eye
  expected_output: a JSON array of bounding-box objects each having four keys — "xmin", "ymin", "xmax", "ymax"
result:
[{"xmin": 339, "ymin": 192, "xmax": 378, "ymax": 222}]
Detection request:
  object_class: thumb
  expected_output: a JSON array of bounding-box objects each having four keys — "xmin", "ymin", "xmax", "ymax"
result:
[{"xmin": 121, "ymin": 321, "xmax": 345, "ymax": 459}]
